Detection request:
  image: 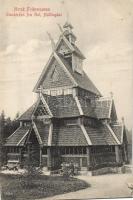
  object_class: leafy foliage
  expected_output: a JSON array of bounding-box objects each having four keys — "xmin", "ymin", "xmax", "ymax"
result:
[
  {"xmin": 0, "ymin": 111, "xmax": 20, "ymax": 168},
  {"xmin": 19, "ymin": 144, "xmax": 42, "ymax": 189}
]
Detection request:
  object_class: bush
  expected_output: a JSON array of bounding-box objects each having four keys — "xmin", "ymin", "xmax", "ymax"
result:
[
  {"xmin": 19, "ymin": 155, "xmax": 42, "ymax": 189},
  {"xmin": 61, "ymin": 162, "xmax": 79, "ymax": 179}
]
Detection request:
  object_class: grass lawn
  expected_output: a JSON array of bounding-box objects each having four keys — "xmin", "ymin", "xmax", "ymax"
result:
[{"xmin": 0, "ymin": 173, "xmax": 89, "ymax": 200}]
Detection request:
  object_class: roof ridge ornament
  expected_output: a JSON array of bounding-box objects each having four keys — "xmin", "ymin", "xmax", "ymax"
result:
[
  {"xmin": 121, "ymin": 117, "xmax": 125, "ymax": 125},
  {"xmin": 57, "ymin": 23, "xmax": 64, "ymax": 34},
  {"xmin": 47, "ymin": 32, "xmax": 55, "ymax": 52},
  {"xmin": 110, "ymin": 91, "xmax": 114, "ymax": 99},
  {"xmin": 38, "ymin": 85, "xmax": 43, "ymax": 96}
]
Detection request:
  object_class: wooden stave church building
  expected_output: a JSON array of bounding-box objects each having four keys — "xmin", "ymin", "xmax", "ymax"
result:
[{"xmin": 4, "ymin": 22, "xmax": 128, "ymax": 172}]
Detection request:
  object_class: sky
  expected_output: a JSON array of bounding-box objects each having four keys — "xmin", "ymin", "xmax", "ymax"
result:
[{"xmin": 0, "ymin": 0, "xmax": 133, "ymax": 129}]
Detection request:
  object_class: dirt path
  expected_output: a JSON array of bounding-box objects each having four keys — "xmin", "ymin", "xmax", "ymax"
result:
[{"xmin": 39, "ymin": 174, "xmax": 133, "ymax": 200}]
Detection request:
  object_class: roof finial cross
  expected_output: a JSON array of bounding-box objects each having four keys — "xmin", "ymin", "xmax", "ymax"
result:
[{"xmin": 61, "ymin": 1, "xmax": 70, "ymax": 24}]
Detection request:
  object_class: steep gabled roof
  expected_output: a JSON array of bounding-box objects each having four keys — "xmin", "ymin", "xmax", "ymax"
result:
[
  {"xmin": 58, "ymin": 55, "xmax": 101, "ymax": 96},
  {"xmin": 93, "ymin": 98, "xmax": 112, "ymax": 119},
  {"xmin": 84, "ymin": 124, "xmax": 118, "ymax": 145},
  {"xmin": 33, "ymin": 31, "xmax": 100, "ymax": 96},
  {"xmin": 72, "ymin": 43, "xmax": 85, "ymax": 59},
  {"xmin": 111, "ymin": 124, "xmax": 123, "ymax": 144},
  {"xmin": 19, "ymin": 96, "xmax": 52, "ymax": 121},
  {"xmin": 55, "ymin": 34, "xmax": 85, "ymax": 59},
  {"xmin": 5, "ymin": 126, "xmax": 31, "ymax": 146},
  {"xmin": 33, "ymin": 52, "xmax": 77, "ymax": 92},
  {"xmin": 19, "ymin": 103, "xmax": 37, "ymax": 121},
  {"xmin": 34, "ymin": 121, "xmax": 49, "ymax": 146},
  {"xmin": 78, "ymin": 97, "xmax": 115, "ymax": 119}
]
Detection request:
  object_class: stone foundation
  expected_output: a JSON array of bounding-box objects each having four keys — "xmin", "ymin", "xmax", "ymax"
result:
[
  {"xmin": 79, "ymin": 166, "xmax": 125, "ymax": 176},
  {"xmin": 41, "ymin": 165, "xmax": 129, "ymax": 176},
  {"xmin": 124, "ymin": 165, "xmax": 133, "ymax": 174}
]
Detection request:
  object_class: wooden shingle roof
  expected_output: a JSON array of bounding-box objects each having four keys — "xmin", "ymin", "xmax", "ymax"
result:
[
  {"xmin": 111, "ymin": 124, "xmax": 123, "ymax": 143},
  {"xmin": 43, "ymin": 94, "xmax": 80, "ymax": 118},
  {"xmin": 19, "ymin": 103, "xmax": 37, "ymax": 121},
  {"xmin": 5, "ymin": 126, "xmax": 30, "ymax": 146},
  {"xmin": 52, "ymin": 124, "xmax": 88, "ymax": 146},
  {"xmin": 18, "ymin": 95, "xmax": 115, "ymax": 121},
  {"xmin": 34, "ymin": 121, "xmax": 49, "ymax": 146},
  {"xmin": 56, "ymin": 33, "xmax": 85, "ymax": 59},
  {"xmin": 78, "ymin": 97, "xmax": 113, "ymax": 119},
  {"xmin": 84, "ymin": 124, "xmax": 118, "ymax": 145},
  {"xmin": 93, "ymin": 99, "xmax": 112, "ymax": 119},
  {"xmin": 59, "ymin": 55, "xmax": 101, "ymax": 96},
  {"xmin": 72, "ymin": 44, "xmax": 86, "ymax": 59}
]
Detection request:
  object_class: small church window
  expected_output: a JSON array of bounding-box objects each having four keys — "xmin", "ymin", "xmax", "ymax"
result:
[
  {"xmin": 57, "ymin": 89, "xmax": 63, "ymax": 95},
  {"xmin": 64, "ymin": 88, "xmax": 73, "ymax": 95},
  {"xmin": 78, "ymin": 147, "xmax": 82, "ymax": 154},
  {"xmin": 50, "ymin": 90, "xmax": 57, "ymax": 96},
  {"xmin": 69, "ymin": 147, "xmax": 72, "ymax": 154},
  {"xmin": 47, "ymin": 90, "xmax": 51, "ymax": 95},
  {"xmin": 8, "ymin": 147, "xmax": 19, "ymax": 153},
  {"xmin": 60, "ymin": 147, "xmax": 65, "ymax": 155},
  {"xmin": 42, "ymin": 147, "xmax": 47, "ymax": 155},
  {"xmin": 65, "ymin": 148, "xmax": 69, "ymax": 154},
  {"xmin": 83, "ymin": 147, "xmax": 87, "ymax": 154},
  {"xmin": 74, "ymin": 147, "xmax": 78, "ymax": 154}
]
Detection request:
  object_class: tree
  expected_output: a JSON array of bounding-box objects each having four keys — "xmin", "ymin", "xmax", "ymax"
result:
[
  {"xmin": 12, "ymin": 112, "xmax": 20, "ymax": 134},
  {"xmin": 0, "ymin": 111, "xmax": 5, "ymax": 168},
  {"xmin": 15, "ymin": 112, "xmax": 20, "ymax": 120},
  {"xmin": 0, "ymin": 111, "xmax": 21, "ymax": 168},
  {"xmin": 20, "ymin": 142, "xmax": 42, "ymax": 189},
  {"xmin": 3, "ymin": 112, "xmax": 20, "ymax": 139}
]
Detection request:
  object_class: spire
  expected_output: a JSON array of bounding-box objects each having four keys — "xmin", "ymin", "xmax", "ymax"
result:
[{"xmin": 63, "ymin": 22, "xmax": 76, "ymax": 44}]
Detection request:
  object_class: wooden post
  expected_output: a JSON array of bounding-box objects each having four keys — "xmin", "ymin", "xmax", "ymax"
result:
[
  {"xmin": 40, "ymin": 147, "xmax": 42, "ymax": 167},
  {"xmin": 19, "ymin": 148, "xmax": 22, "ymax": 166},
  {"xmin": 87, "ymin": 146, "xmax": 91, "ymax": 170},
  {"xmin": 115, "ymin": 145, "xmax": 120, "ymax": 163},
  {"xmin": 132, "ymin": 128, "xmax": 133, "ymax": 174},
  {"xmin": 47, "ymin": 147, "xmax": 52, "ymax": 170},
  {"xmin": 27, "ymin": 142, "xmax": 32, "ymax": 166}
]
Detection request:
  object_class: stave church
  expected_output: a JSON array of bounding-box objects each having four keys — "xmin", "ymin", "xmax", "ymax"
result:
[{"xmin": 4, "ymin": 22, "xmax": 128, "ymax": 173}]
